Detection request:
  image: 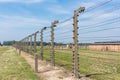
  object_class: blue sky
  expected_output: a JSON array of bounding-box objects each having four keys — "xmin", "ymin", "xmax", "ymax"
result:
[{"xmin": 0, "ymin": 0, "xmax": 120, "ymax": 43}]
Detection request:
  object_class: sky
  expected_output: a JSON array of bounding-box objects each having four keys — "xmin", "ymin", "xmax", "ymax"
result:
[{"xmin": 0, "ymin": 0, "xmax": 120, "ymax": 43}]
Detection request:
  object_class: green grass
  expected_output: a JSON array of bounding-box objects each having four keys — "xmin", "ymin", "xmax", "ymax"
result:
[
  {"xmin": 37, "ymin": 46, "xmax": 120, "ymax": 80},
  {"xmin": 79, "ymin": 49, "xmax": 120, "ymax": 80},
  {"xmin": 0, "ymin": 46, "xmax": 41, "ymax": 80}
]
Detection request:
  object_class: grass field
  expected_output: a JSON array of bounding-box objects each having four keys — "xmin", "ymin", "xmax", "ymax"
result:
[
  {"xmin": 0, "ymin": 46, "xmax": 41, "ymax": 80},
  {"xmin": 36, "ymin": 46, "xmax": 120, "ymax": 80}
]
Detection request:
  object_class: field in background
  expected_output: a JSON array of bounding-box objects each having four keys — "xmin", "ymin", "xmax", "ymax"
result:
[
  {"xmin": 0, "ymin": 46, "xmax": 40, "ymax": 80},
  {"xmin": 36, "ymin": 46, "xmax": 120, "ymax": 80}
]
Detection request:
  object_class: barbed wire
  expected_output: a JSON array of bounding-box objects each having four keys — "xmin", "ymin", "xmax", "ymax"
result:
[
  {"xmin": 55, "ymin": 36, "xmax": 72, "ymax": 40},
  {"xmin": 55, "ymin": 30, "xmax": 72, "ymax": 35},
  {"xmin": 79, "ymin": 36, "xmax": 120, "ymax": 39},
  {"xmin": 55, "ymin": 22, "xmax": 73, "ymax": 31},
  {"xmin": 79, "ymin": 18, "xmax": 120, "ymax": 30},
  {"xmin": 54, "ymin": 0, "xmax": 112, "ymax": 30},
  {"xmin": 79, "ymin": 26, "xmax": 120, "ymax": 34},
  {"xmin": 79, "ymin": 17, "xmax": 120, "ymax": 28},
  {"xmin": 79, "ymin": 39, "xmax": 119, "ymax": 42},
  {"xmin": 83, "ymin": 0, "xmax": 112, "ymax": 13},
  {"xmin": 79, "ymin": 6, "xmax": 120, "ymax": 21}
]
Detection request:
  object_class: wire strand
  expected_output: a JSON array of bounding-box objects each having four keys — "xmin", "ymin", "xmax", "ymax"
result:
[
  {"xmin": 79, "ymin": 19, "xmax": 120, "ymax": 30},
  {"xmin": 79, "ymin": 6, "xmax": 120, "ymax": 21},
  {"xmin": 79, "ymin": 39, "xmax": 119, "ymax": 42},
  {"xmin": 80, "ymin": 26, "xmax": 120, "ymax": 34},
  {"xmin": 58, "ymin": 17, "xmax": 73, "ymax": 25},
  {"xmin": 79, "ymin": 17, "xmax": 120, "ymax": 28},
  {"xmin": 55, "ymin": 30, "xmax": 72, "ymax": 35},
  {"xmin": 54, "ymin": 0, "xmax": 112, "ymax": 29},
  {"xmin": 79, "ymin": 36, "xmax": 120, "ymax": 39},
  {"xmin": 84, "ymin": 0, "xmax": 112, "ymax": 13}
]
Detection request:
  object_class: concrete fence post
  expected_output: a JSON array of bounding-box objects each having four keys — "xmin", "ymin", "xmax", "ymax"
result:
[
  {"xmin": 30, "ymin": 35, "xmax": 32, "ymax": 54},
  {"xmin": 19, "ymin": 41, "xmax": 21, "ymax": 55},
  {"xmin": 50, "ymin": 20, "xmax": 59, "ymax": 66},
  {"xmin": 40, "ymin": 27, "xmax": 47, "ymax": 60},
  {"xmin": 34, "ymin": 31, "xmax": 39, "ymax": 72},
  {"xmin": 72, "ymin": 7, "xmax": 85, "ymax": 78}
]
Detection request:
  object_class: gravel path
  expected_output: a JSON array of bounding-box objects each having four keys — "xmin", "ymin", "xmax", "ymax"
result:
[{"xmin": 17, "ymin": 50, "xmax": 91, "ymax": 80}]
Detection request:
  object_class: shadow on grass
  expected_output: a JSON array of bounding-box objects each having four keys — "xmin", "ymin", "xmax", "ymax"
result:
[
  {"xmin": 74, "ymin": 72, "xmax": 115, "ymax": 79},
  {"xmin": 59, "ymin": 64, "xmax": 71, "ymax": 67},
  {"xmin": 81, "ymin": 72, "xmax": 113, "ymax": 78}
]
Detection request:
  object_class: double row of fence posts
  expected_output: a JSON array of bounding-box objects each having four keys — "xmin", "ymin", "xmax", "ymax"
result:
[{"xmin": 14, "ymin": 7, "xmax": 85, "ymax": 78}]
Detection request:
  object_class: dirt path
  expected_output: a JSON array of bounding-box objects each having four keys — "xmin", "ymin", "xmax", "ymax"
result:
[{"xmin": 16, "ymin": 49, "xmax": 91, "ymax": 80}]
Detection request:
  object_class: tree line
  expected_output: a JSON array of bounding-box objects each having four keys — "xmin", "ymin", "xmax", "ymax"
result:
[{"xmin": 2, "ymin": 40, "xmax": 68, "ymax": 46}]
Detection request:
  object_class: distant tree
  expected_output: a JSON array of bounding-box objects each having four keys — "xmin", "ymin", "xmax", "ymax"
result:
[{"xmin": 3, "ymin": 40, "xmax": 17, "ymax": 46}]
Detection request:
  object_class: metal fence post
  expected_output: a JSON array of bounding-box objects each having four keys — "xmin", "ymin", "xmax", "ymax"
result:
[
  {"xmin": 40, "ymin": 27, "xmax": 47, "ymax": 60},
  {"xmin": 34, "ymin": 31, "xmax": 39, "ymax": 72},
  {"xmin": 50, "ymin": 20, "xmax": 59, "ymax": 66},
  {"xmin": 73, "ymin": 7, "xmax": 85, "ymax": 78}
]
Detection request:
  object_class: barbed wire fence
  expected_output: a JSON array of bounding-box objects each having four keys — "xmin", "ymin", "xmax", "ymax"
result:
[
  {"xmin": 77, "ymin": 0, "xmax": 120, "ymax": 78},
  {"xmin": 13, "ymin": 0, "xmax": 120, "ymax": 79}
]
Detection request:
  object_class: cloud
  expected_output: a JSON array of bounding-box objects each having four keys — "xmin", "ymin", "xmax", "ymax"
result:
[
  {"xmin": 0, "ymin": 14, "xmax": 50, "ymax": 41},
  {"xmin": 113, "ymin": 0, "xmax": 120, "ymax": 2},
  {"xmin": 47, "ymin": 5, "xmax": 71, "ymax": 15},
  {"xmin": 0, "ymin": 0, "xmax": 44, "ymax": 3},
  {"xmin": 97, "ymin": 12, "xmax": 119, "ymax": 19},
  {"xmin": 0, "ymin": 15, "xmax": 50, "ymax": 28}
]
